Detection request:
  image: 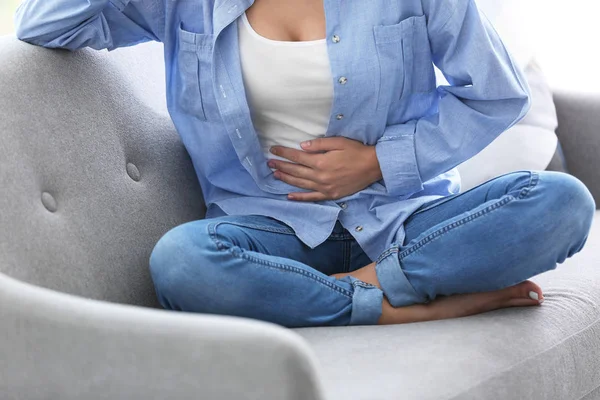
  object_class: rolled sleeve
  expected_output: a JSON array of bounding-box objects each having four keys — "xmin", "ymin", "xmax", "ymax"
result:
[
  {"xmin": 14, "ymin": 0, "xmax": 165, "ymax": 51},
  {"xmin": 375, "ymin": 121, "xmax": 424, "ymax": 197}
]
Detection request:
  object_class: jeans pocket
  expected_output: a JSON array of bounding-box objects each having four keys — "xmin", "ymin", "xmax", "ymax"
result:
[
  {"xmin": 209, "ymin": 215, "xmax": 297, "ymax": 235},
  {"xmin": 412, "ymin": 170, "xmax": 534, "ymax": 216}
]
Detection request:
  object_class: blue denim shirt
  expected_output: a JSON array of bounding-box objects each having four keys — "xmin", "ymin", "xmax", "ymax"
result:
[{"xmin": 14, "ymin": 0, "xmax": 531, "ymax": 262}]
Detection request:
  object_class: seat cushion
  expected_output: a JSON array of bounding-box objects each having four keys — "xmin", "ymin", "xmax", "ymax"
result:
[{"xmin": 294, "ymin": 211, "xmax": 600, "ymax": 400}]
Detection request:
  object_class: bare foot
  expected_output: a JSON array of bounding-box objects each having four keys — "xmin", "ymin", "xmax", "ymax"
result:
[
  {"xmin": 331, "ymin": 264, "xmax": 544, "ymax": 325},
  {"xmin": 380, "ymin": 280, "xmax": 544, "ymax": 325}
]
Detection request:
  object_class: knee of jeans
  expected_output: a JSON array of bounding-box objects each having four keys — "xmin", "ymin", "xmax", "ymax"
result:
[
  {"xmin": 546, "ymin": 172, "xmax": 595, "ymax": 214},
  {"xmin": 149, "ymin": 221, "xmax": 213, "ymax": 310},
  {"xmin": 543, "ymin": 172, "xmax": 596, "ymax": 239}
]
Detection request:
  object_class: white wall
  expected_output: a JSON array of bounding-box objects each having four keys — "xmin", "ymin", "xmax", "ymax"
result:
[
  {"xmin": 533, "ymin": 1, "xmax": 599, "ymax": 93},
  {"xmin": 477, "ymin": 0, "xmax": 599, "ymax": 93}
]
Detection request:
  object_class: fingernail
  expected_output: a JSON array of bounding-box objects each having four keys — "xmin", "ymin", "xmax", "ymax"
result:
[
  {"xmin": 301, "ymin": 141, "xmax": 311, "ymax": 148},
  {"xmin": 267, "ymin": 161, "xmax": 275, "ymax": 168},
  {"xmin": 270, "ymin": 147, "xmax": 278, "ymax": 155},
  {"xmin": 288, "ymin": 194, "xmax": 295, "ymax": 200},
  {"xmin": 528, "ymin": 291, "xmax": 539, "ymax": 301}
]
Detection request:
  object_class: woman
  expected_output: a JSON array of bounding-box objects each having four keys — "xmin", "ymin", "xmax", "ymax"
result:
[{"xmin": 14, "ymin": 0, "xmax": 596, "ymax": 327}]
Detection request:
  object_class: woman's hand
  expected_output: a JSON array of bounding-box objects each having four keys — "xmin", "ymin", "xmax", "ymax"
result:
[{"xmin": 268, "ymin": 137, "xmax": 383, "ymax": 201}]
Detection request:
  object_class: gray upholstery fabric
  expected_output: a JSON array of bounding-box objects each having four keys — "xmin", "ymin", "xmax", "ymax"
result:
[
  {"xmin": 545, "ymin": 140, "xmax": 569, "ymax": 173},
  {"xmin": 295, "ymin": 211, "xmax": 600, "ymax": 399},
  {"xmin": 554, "ymin": 90, "xmax": 600, "ymax": 205},
  {"xmin": 1, "ymin": 34, "xmax": 599, "ymax": 400},
  {"xmin": 0, "ymin": 35, "xmax": 326, "ymax": 400},
  {"xmin": 583, "ymin": 385, "xmax": 600, "ymax": 400},
  {"xmin": 0, "ymin": 36, "xmax": 204, "ymax": 308},
  {"xmin": 0, "ymin": 273, "xmax": 325, "ymax": 400}
]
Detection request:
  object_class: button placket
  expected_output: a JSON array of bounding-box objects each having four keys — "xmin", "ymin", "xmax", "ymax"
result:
[{"xmin": 328, "ymin": 31, "xmax": 346, "ymax": 126}]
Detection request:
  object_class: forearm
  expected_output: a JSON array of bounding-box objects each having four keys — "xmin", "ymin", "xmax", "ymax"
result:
[
  {"xmin": 14, "ymin": 0, "xmax": 164, "ymax": 51},
  {"xmin": 375, "ymin": 0, "xmax": 531, "ymax": 197},
  {"xmin": 364, "ymin": 145, "xmax": 384, "ymax": 186},
  {"xmin": 15, "ymin": 0, "xmax": 111, "ymax": 46}
]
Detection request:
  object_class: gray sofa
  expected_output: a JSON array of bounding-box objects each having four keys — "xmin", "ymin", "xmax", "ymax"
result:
[{"xmin": 1, "ymin": 35, "xmax": 599, "ymax": 400}]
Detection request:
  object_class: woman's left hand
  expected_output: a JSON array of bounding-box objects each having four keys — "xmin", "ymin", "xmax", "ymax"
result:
[{"xmin": 268, "ymin": 137, "xmax": 383, "ymax": 201}]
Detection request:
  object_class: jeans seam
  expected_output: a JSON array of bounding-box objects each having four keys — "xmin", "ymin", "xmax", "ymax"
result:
[
  {"xmin": 397, "ymin": 196, "xmax": 515, "ymax": 260},
  {"xmin": 343, "ymin": 240, "xmax": 350, "ymax": 273},
  {"xmin": 215, "ymin": 221, "xmax": 296, "ymax": 235},
  {"xmin": 376, "ymin": 245, "xmax": 399, "ymax": 264},
  {"xmin": 517, "ymin": 170, "xmax": 540, "ymax": 199},
  {"xmin": 208, "ymin": 221, "xmax": 228, "ymax": 250},
  {"xmin": 208, "ymin": 218, "xmax": 353, "ymax": 240},
  {"xmin": 412, "ymin": 173, "xmax": 508, "ymax": 218},
  {"xmin": 233, "ymin": 248, "xmax": 354, "ymax": 297},
  {"xmin": 207, "ymin": 221, "xmax": 353, "ymax": 298}
]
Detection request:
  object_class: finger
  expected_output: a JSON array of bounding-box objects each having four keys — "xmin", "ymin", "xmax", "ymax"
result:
[
  {"xmin": 274, "ymin": 171, "xmax": 319, "ymax": 191},
  {"xmin": 269, "ymin": 160, "xmax": 318, "ymax": 181},
  {"xmin": 288, "ymin": 191, "xmax": 329, "ymax": 202},
  {"xmin": 270, "ymin": 146, "xmax": 318, "ymax": 167},
  {"xmin": 300, "ymin": 137, "xmax": 347, "ymax": 152}
]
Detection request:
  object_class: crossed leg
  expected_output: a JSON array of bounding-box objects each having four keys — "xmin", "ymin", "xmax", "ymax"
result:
[{"xmin": 332, "ymin": 171, "xmax": 595, "ymax": 325}]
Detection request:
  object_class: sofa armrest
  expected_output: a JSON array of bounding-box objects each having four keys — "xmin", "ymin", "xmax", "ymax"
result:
[
  {"xmin": 0, "ymin": 273, "xmax": 326, "ymax": 400},
  {"xmin": 553, "ymin": 89, "xmax": 600, "ymax": 207}
]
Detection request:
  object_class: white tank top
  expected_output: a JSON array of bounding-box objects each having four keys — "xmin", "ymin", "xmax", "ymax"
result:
[{"xmin": 237, "ymin": 12, "xmax": 334, "ymax": 163}]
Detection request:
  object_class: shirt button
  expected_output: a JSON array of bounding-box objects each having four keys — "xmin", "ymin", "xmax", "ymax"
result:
[
  {"xmin": 355, "ymin": 226, "xmax": 363, "ymax": 232},
  {"xmin": 332, "ymin": 34, "xmax": 340, "ymax": 43},
  {"xmin": 339, "ymin": 202, "xmax": 347, "ymax": 209},
  {"xmin": 338, "ymin": 76, "xmax": 348, "ymax": 85},
  {"xmin": 336, "ymin": 114, "xmax": 344, "ymax": 120}
]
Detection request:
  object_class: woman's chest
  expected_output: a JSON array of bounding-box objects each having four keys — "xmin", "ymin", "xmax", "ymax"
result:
[
  {"xmin": 165, "ymin": 0, "xmax": 438, "ymax": 143},
  {"xmin": 244, "ymin": 0, "xmax": 327, "ymax": 42}
]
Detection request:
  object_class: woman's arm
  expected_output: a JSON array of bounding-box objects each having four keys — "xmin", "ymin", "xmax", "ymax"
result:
[
  {"xmin": 375, "ymin": 0, "xmax": 531, "ymax": 197},
  {"xmin": 14, "ymin": 0, "xmax": 165, "ymax": 51}
]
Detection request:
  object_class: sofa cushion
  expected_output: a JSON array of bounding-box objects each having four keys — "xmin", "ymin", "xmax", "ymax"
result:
[
  {"xmin": 0, "ymin": 38, "xmax": 206, "ymax": 307},
  {"xmin": 294, "ymin": 211, "xmax": 600, "ymax": 400}
]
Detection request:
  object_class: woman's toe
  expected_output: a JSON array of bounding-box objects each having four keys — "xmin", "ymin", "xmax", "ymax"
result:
[{"xmin": 504, "ymin": 280, "xmax": 544, "ymax": 307}]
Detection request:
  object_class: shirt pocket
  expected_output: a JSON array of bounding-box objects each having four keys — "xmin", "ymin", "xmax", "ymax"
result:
[
  {"xmin": 373, "ymin": 19, "xmax": 406, "ymax": 112},
  {"xmin": 401, "ymin": 15, "xmax": 435, "ymax": 96},
  {"xmin": 176, "ymin": 23, "xmax": 214, "ymax": 121},
  {"xmin": 373, "ymin": 15, "xmax": 434, "ymax": 112}
]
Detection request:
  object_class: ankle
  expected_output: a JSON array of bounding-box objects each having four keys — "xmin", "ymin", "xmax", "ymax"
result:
[{"xmin": 348, "ymin": 262, "xmax": 381, "ymax": 288}]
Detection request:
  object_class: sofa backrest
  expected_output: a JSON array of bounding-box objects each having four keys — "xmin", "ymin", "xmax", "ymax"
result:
[{"xmin": 0, "ymin": 36, "xmax": 206, "ymax": 308}]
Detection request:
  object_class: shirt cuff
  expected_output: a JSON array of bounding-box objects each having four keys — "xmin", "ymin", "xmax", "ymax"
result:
[{"xmin": 374, "ymin": 122, "xmax": 424, "ymax": 197}]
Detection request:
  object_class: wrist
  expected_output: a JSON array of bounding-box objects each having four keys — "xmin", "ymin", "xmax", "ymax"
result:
[{"xmin": 366, "ymin": 145, "xmax": 384, "ymax": 184}]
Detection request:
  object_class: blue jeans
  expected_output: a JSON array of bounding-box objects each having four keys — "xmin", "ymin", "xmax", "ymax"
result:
[{"xmin": 149, "ymin": 171, "xmax": 596, "ymax": 328}]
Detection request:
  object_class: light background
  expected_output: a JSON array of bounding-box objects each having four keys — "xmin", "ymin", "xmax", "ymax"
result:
[{"xmin": 0, "ymin": 1, "xmax": 598, "ymax": 93}]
